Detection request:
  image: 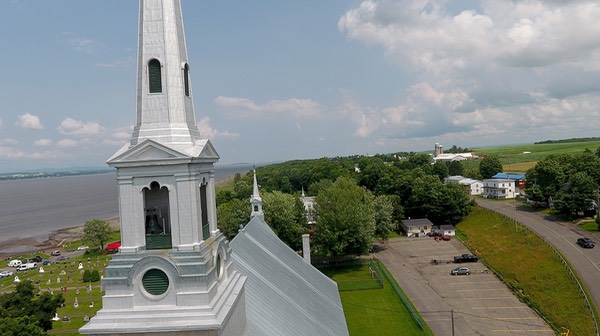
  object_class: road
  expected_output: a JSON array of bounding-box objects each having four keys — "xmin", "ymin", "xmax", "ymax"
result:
[{"xmin": 476, "ymin": 198, "xmax": 600, "ymax": 323}]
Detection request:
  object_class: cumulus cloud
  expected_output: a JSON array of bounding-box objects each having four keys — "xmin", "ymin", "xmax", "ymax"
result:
[
  {"xmin": 0, "ymin": 146, "xmax": 25, "ymax": 159},
  {"xmin": 58, "ymin": 118, "xmax": 105, "ymax": 136},
  {"xmin": 337, "ymin": 0, "xmax": 600, "ymax": 143},
  {"xmin": 64, "ymin": 33, "xmax": 104, "ymax": 54},
  {"xmin": 56, "ymin": 139, "xmax": 78, "ymax": 148},
  {"xmin": 0, "ymin": 138, "xmax": 19, "ymax": 145},
  {"xmin": 197, "ymin": 117, "xmax": 240, "ymax": 140},
  {"xmin": 16, "ymin": 113, "xmax": 44, "ymax": 130},
  {"xmin": 214, "ymin": 96, "xmax": 320, "ymax": 119},
  {"xmin": 34, "ymin": 139, "xmax": 53, "ymax": 147}
]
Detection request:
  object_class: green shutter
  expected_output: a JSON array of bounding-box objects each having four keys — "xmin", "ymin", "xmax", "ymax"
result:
[
  {"xmin": 148, "ymin": 59, "xmax": 162, "ymax": 93},
  {"xmin": 142, "ymin": 269, "xmax": 169, "ymax": 295}
]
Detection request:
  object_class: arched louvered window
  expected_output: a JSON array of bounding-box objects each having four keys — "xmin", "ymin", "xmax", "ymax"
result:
[
  {"xmin": 183, "ymin": 63, "xmax": 190, "ymax": 96},
  {"xmin": 148, "ymin": 59, "xmax": 162, "ymax": 93}
]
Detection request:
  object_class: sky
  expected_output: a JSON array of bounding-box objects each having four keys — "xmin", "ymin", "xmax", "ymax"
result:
[{"xmin": 1, "ymin": 0, "xmax": 600, "ymax": 173}]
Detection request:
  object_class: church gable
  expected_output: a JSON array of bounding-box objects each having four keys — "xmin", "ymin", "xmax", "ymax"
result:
[{"xmin": 108, "ymin": 140, "xmax": 188, "ymax": 164}]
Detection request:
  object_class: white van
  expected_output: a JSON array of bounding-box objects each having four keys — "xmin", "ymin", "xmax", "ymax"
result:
[
  {"xmin": 8, "ymin": 260, "xmax": 22, "ymax": 268},
  {"xmin": 16, "ymin": 262, "xmax": 37, "ymax": 272}
]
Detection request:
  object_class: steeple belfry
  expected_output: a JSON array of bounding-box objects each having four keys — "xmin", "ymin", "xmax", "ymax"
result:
[{"xmin": 130, "ymin": 0, "xmax": 201, "ymax": 147}]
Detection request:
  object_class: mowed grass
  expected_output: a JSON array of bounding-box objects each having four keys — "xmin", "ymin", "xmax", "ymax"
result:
[
  {"xmin": 322, "ymin": 263, "xmax": 432, "ymax": 336},
  {"xmin": 457, "ymin": 206, "xmax": 595, "ymax": 335},
  {"xmin": 473, "ymin": 140, "xmax": 600, "ymax": 165}
]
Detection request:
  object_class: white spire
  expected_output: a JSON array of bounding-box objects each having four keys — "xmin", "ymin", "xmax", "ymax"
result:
[
  {"xmin": 129, "ymin": 0, "xmax": 202, "ymax": 147},
  {"xmin": 250, "ymin": 168, "xmax": 263, "ymax": 219}
]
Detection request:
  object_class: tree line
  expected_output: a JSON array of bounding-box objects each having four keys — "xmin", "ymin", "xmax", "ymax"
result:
[{"xmin": 216, "ymin": 153, "xmax": 476, "ymax": 258}]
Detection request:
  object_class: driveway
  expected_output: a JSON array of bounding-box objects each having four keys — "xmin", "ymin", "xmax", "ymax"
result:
[
  {"xmin": 476, "ymin": 198, "xmax": 600, "ymax": 321},
  {"xmin": 375, "ymin": 238, "xmax": 553, "ymax": 336}
]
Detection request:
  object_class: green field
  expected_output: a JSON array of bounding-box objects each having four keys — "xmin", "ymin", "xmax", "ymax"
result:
[
  {"xmin": 473, "ymin": 140, "xmax": 600, "ymax": 164},
  {"xmin": 457, "ymin": 206, "xmax": 596, "ymax": 335}
]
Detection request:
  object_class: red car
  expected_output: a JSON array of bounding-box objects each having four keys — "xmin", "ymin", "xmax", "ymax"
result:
[{"xmin": 442, "ymin": 235, "xmax": 451, "ymax": 241}]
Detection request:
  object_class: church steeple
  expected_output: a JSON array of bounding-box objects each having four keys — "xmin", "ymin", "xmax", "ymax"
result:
[
  {"xmin": 250, "ymin": 168, "xmax": 263, "ymax": 219},
  {"xmin": 130, "ymin": 0, "xmax": 201, "ymax": 147}
]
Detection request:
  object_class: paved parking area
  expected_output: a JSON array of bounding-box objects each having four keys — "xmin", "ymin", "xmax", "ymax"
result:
[{"xmin": 375, "ymin": 237, "xmax": 554, "ymax": 336}]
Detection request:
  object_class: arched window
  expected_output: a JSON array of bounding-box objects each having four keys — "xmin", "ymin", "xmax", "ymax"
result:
[
  {"xmin": 183, "ymin": 63, "xmax": 190, "ymax": 97},
  {"xmin": 148, "ymin": 59, "xmax": 162, "ymax": 93}
]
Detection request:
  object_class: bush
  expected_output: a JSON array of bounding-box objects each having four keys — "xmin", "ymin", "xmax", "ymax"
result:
[
  {"xmin": 82, "ymin": 270, "xmax": 91, "ymax": 283},
  {"xmin": 90, "ymin": 270, "xmax": 101, "ymax": 282}
]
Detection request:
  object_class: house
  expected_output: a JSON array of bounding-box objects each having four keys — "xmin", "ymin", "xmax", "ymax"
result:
[
  {"xmin": 445, "ymin": 175, "xmax": 483, "ymax": 195},
  {"xmin": 400, "ymin": 218, "xmax": 434, "ymax": 237},
  {"xmin": 483, "ymin": 179, "xmax": 517, "ymax": 199},
  {"xmin": 433, "ymin": 225, "xmax": 455, "ymax": 236},
  {"xmin": 492, "ymin": 173, "xmax": 526, "ymax": 191}
]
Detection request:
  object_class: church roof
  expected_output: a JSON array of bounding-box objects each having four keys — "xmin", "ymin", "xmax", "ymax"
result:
[{"xmin": 231, "ymin": 216, "xmax": 349, "ymax": 336}]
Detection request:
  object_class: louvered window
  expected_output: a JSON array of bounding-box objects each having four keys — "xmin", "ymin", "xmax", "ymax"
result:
[
  {"xmin": 148, "ymin": 59, "xmax": 162, "ymax": 93},
  {"xmin": 183, "ymin": 63, "xmax": 190, "ymax": 96},
  {"xmin": 142, "ymin": 269, "xmax": 169, "ymax": 296}
]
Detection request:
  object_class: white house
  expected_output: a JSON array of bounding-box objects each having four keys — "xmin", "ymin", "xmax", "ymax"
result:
[
  {"xmin": 400, "ymin": 218, "xmax": 434, "ymax": 238},
  {"xmin": 433, "ymin": 225, "xmax": 455, "ymax": 236},
  {"xmin": 445, "ymin": 176, "xmax": 483, "ymax": 195},
  {"xmin": 483, "ymin": 179, "xmax": 517, "ymax": 199}
]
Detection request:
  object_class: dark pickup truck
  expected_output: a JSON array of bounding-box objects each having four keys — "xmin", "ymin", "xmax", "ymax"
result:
[{"xmin": 453, "ymin": 254, "xmax": 478, "ymax": 263}]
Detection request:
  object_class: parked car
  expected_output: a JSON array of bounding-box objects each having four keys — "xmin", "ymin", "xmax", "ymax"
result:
[
  {"xmin": 442, "ymin": 235, "xmax": 451, "ymax": 241},
  {"xmin": 77, "ymin": 245, "xmax": 89, "ymax": 251},
  {"xmin": 453, "ymin": 254, "xmax": 478, "ymax": 263},
  {"xmin": 8, "ymin": 260, "xmax": 22, "ymax": 268},
  {"xmin": 29, "ymin": 256, "xmax": 42, "ymax": 263},
  {"xmin": 0, "ymin": 271, "xmax": 14, "ymax": 278},
  {"xmin": 450, "ymin": 267, "xmax": 471, "ymax": 275},
  {"xmin": 577, "ymin": 237, "xmax": 595, "ymax": 248},
  {"xmin": 42, "ymin": 259, "xmax": 54, "ymax": 265},
  {"xmin": 55, "ymin": 256, "xmax": 69, "ymax": 263},
  {"xmin": 16, "ymin": 262, "xmax": 37, "ymax": 272},
  {"xmin": 50, "ymin": 250, "xmax": 61, "ymax": 256}
]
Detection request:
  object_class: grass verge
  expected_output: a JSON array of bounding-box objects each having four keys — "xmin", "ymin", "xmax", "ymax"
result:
[
  {"xmin": 321, "ymin": 261, "xmax": 432, "ymax": 336},
  {"xmin": 457, "ymin": 206, "xmax": 596, "ymax": 335}
]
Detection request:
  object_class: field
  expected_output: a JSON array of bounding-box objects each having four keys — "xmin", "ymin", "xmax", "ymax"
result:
[
  {"xmin": 456, "ymin": 206, "xmax": 596, "ymax": 335},
  {"xmin": 321, "ymin": 261, "xmax": 432, "ymax": 336}
]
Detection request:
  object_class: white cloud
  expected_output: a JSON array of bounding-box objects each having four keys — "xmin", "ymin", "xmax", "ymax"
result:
[
  {"xmin": 58, "ymin": 118, "xmax": 105, "ymax": 136},
  {"xmin": 16, "ymin": 113, "xmax": 44, "ymax": 130},
  {"xmin": 56, "ymin": 139, "xmax": 78, "ymax": 148},
  {"xmin": 102, "ymin": 127, "xmax": 133, "ymax": 146},
  {"xmin": 64, "ymin": 33, "xmax": 104, "ymax": 54},
  {"xmin": 0, "ymin": 139, "xmax": 19, "ymax": 145},
  {"xmin": 34, "ymin": 139, "xmax": 53, "ymax": 147},
  {"xmin": 0, "ymin": 146, "xmax": 25, "ymax": 159},
  {"xmin": 214, "ymin": 96, "xmax": 320, "ymax": 119},
  {"xmin": 197, "ymin": 117, "xmax": 240, "ymax": 140},
  {"xmin": 337, "ymin": 0, "xmax": 600, "ymax": 142}
]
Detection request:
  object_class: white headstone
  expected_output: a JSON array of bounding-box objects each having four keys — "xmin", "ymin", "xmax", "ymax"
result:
[{"xmin": 14, "ymin": 276, "xmax": 20, "ymax": 283}]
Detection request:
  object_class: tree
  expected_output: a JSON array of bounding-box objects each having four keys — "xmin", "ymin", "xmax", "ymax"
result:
[
  {"xmin": 314, "ymin": 177, "xmax": 375, "ymax": 257},
  {"xmin": 0, "ymin": 280, "xmax": 64, "ymax": 333},
  {"xmin": 432, "ymin": 161, "xmax": 449, "ymax": 181},
  {"xmin": 373, "ymin": 195, "xmax": 395, "ymax": 241},
  {"xmin": 479, "ymin": 156, "xmax": 502, "ymax": 179},
  {"xmin": 447, "ymin": 161, "xmax": 463, "ymax": 176},
  {"xmin": 262, "ymin": 191, "xmax": 306, "ymax": 251},
  {"xmin": 83, "ymin": 219, "xmax": 112, "ymax": 250},
  {"xmin": 217, "ymin": 198, "xmax": 250, "ymax": 240},
  {"xmin": 552, "ymin": 172, "xmax": 598, "ymax": 216}
]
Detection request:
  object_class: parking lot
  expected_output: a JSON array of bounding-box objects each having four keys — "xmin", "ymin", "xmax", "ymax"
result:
[{"xmin": 375, "ymin": 237, "xmax": 554, "ymax": 336}]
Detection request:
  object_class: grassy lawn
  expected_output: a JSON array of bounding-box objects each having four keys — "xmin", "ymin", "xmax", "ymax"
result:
[
  {"xmin": 457, "ymin": 206, "xmax": 596, "ymax": 335},
  {"xmin": 322, "ymin": 262, "xmax": 432, "ymax": 336},
  {"xmin": 578, "ymin": 220, "xmax": 600, "ymax": 233}
]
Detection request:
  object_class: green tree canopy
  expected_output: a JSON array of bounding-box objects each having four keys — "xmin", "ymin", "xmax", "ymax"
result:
[
  {"xmin": 432, "ymin": 161, "xmax": 449, "ymax": 181},
  {"xmin": 479, "ymin": 156, "xmax": 503, "ymax": 179},
  {"xmin": 83, "ymin": 219, "xmax": 112, "ymax": 250},
  {"xmin": 0, "ymin": 280, "xmax": 64, "ymax": 333},
  {"xmin": 314, "ymin": 177, "xmax": 375, "ymax": 257},
  {"xmin": 217, "ymin": 198, "xmax": 250, "ymax": 240},
  {"xmin": 263, "ymin": 191, "xmax": 307, "ymax": 251},
  {"xmin": 373, "ymin": 195, "xmax": 395, "ymax": 241},
  {"xmin": 553, "ymin": 171, "xmax": 598, "ymax": 216}
]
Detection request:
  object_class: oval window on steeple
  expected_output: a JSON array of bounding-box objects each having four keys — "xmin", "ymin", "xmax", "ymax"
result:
[{"xmin": 148, "ymin": 59, "xmax": 162, "ymax": 93}]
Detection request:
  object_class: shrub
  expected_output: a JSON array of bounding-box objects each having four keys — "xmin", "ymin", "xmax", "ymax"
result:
[
  {"xmin": 82, "ymin": 269, "xmax": 91, "ymax": 283},
  {"xmin": 91, "ymin": 270, "xmax": 101, "ymax": 282}
]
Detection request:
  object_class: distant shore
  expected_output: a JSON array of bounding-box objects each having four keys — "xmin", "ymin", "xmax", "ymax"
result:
[{"xmin": 0, "ymin": 164, "xmax": 254, "ymax": 259}]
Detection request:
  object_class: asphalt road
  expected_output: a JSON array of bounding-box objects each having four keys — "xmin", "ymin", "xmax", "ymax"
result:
[{"xmin": 476, "ymin": 198, "xmax": 600, "ymax": 325}]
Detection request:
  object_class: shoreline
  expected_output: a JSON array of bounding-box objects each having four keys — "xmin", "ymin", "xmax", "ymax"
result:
[{"xmin": 0, "ymin": 164, "xmax": 253, "ymax": 260}]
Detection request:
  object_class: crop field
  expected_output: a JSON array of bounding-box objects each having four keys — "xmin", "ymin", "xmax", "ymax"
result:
[{"xmin": 473, "ymin": 140, "xmax": 600, "ymax": 164}]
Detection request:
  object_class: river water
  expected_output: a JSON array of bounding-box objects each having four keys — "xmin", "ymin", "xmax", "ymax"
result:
[{"xmin": 0, "ymin": 164, "xmax": 254, "ymax": 255}]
